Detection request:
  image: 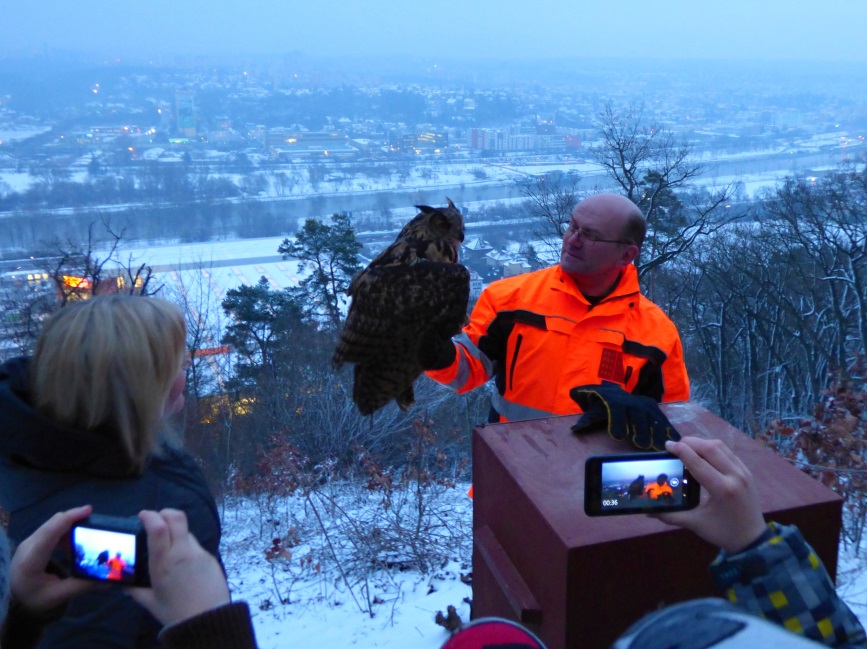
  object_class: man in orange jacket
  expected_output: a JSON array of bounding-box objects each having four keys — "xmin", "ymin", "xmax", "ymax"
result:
[
  {"xmin": 643, "ymin": 473, "xmax": 674, "ymax": 500},
  {"xmin": 424, "ymin": 193, "xmax": 689, "ymax": 424},
  {"xmin": 106, "ymin": 552, "xmax": 127, "ymax": 581}
]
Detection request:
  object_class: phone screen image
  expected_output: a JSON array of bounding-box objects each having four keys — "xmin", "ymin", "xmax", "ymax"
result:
[
  {"xmin": 585, "ymin": 452, "xmax": 700, "ymax": 516},
  {"xmin": 71, "ymin": 526, "xmax": 138, "ymax": 584}
]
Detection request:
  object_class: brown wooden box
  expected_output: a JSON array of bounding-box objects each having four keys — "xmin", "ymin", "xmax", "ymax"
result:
[{"xmin": 472, "ymin": 401, "xmax": 843, "ymax": 649}]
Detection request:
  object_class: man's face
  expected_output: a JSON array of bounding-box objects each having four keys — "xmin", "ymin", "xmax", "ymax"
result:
[{"xmin": 559, "ymin": 203, "xmax": 629, "ymax": 280}]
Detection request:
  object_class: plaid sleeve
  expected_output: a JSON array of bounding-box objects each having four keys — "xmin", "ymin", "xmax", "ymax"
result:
[{"xmin": 709, "ymin": 522, "xmax": 867, "ymax": 648}]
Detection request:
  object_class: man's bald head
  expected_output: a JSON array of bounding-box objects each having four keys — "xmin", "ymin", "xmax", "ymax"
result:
[
  {"xmin": 560, "ymin": 193, "xmax": 646, "ymax": 295},
  {"xmin": 574, "ymin": 193, "xmax": 646, "ymax": 251}
]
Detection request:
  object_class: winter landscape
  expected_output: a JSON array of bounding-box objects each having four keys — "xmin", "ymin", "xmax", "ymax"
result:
[{"xmin": 3, "ymin": 1, "xmax": 867, "ymax": 647}]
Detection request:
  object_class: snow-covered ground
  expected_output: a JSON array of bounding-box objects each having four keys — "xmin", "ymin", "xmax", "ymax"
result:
[
  {"xmin": 0, "ymin": 127, "xmax": 52, "ymax": 145},
  {"xmin": 110, "ymin": 236, "xmax": 304, "ymax": 305},
  {"xmin": 3, "ymin": 127, "xmax": 859, "ymax": 203},
  {"xmin": 0, "ymin": 172, "xmax": 34, "ymax": 193},
  {"xmin": 839, "ymin": 552, "xmax": 867, "ymax": 624},
  {"xmin": 220, "ymin": 483, "xmax": 474, "ymax": 649},
  {"xmin": 220, "ymin": 483, "xmax": 867, "ymax": 649}
]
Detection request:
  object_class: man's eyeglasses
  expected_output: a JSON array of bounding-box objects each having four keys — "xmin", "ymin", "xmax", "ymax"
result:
[{"xmin": 564, "ymin": 225, "xmax": 630, "ymax": 247}]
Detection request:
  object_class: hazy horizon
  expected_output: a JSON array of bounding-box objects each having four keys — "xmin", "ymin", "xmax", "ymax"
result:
[{"xmin": 4, "ymin": 0, "xmax": 867, "ymax": 64}]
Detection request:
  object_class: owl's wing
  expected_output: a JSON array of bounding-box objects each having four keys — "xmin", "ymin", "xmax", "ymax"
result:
[
  {"xmin": 392, "ymin": 261, "xmax": 469, "ymax": 331},
  {"xmin": 332, "ymin": 261, "xmax": 470, "ymax": 366}
]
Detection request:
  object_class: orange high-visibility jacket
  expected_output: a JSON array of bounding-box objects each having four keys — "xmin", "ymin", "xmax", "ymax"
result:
[
  {"xmin": 643, "ymin": 482, "xmax": 674, "ymax": 499},
  {"xmin": 106, "ymin": 556, "xmax": 127, "ymax": 581},
  {"xmin": 426, "ymin": 264, "xmax": 689, "ymax": 422}
]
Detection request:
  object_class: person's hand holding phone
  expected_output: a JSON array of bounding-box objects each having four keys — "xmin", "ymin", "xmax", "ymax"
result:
[
  {"xmin": 654, "ymin": 437, "xmax": 768, "ymax": 553},
  {"xmin": 128, "ymin": 509, "xmax": 230, "ymax": 627},
  {"xmin": 10, "ymin": 504, "xmax": 102, "ymax": 613}
]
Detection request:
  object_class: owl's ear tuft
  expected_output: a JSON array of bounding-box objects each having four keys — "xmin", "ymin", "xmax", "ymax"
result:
[
  {"xmin": 429, "ymin": 211, "xmax": 451, "ymax": 233},
  {"xmin": 415, "ymin": 204, "xmax": 437, "ymax": 215},
  {"xmin": 446, "ymin": 198, "xmax": 456, "ymax": 210}
]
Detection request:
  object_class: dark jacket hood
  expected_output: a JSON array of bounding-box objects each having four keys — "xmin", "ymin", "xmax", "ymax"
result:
[{"xmin": 0, "ymin": 356, "xmax": 140, "ymax": 479}]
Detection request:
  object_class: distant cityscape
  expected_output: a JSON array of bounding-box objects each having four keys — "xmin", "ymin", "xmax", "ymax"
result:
[{"xmin": 0, "ymin": 53, "xmax": 865, "ymax": 327}]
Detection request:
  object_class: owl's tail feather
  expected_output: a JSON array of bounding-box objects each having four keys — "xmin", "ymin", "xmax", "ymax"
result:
[
  {"xmin": 353, "ymin": 364, "xmax": 415, "ymax": 416},
  {"xmin": 353, "ymin": 364, "xmax": 382, "ymax": 416}
]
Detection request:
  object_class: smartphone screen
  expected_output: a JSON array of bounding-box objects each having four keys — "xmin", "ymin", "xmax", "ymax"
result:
[
  {"xmin": 584, "ymin": 452, "xmax": 700, "ymax": 516},
  {"xmin": 70, "ymin": 525, "xmax": 140, "ymax": 585}
]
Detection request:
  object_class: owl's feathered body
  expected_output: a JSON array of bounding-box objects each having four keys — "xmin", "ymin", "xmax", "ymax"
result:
[{"xmin": 333, "ymin": 199, "xmax": 470, "ymax": 416}]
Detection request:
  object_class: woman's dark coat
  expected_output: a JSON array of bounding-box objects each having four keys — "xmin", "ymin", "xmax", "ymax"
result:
[{"xmin": 0, "ymin": 357, "xmax": 222, "ymax": 648}]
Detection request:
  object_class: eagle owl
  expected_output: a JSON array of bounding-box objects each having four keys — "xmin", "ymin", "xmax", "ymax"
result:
[{"xmin": 332, "ymin": 198, "xmax": 470, "ymax": 416}]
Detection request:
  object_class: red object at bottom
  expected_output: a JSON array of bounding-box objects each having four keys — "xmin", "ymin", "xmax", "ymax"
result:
[{"xmin": 441, "ymin": 617, "xmax": 546, "ymax": 649}]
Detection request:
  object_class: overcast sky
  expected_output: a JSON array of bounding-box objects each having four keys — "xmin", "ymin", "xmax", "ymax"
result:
[{"xmin": 4, "ymin": 0, "xmax": 866, "ymax": 63}]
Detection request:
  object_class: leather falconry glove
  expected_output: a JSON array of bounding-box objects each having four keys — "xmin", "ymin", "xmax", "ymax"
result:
[
  {"xmin": 569, "ymin": 382, "xmax": 681, "ymax": 451},
  {"xmin": 419, "ymin": 333, "xmax": 457, "ymax": 371}
]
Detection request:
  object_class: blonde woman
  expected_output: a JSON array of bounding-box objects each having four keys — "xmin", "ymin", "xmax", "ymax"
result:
[{"xmin": 0, "ymin": 295, "xmax": 221, "ymax": 648}]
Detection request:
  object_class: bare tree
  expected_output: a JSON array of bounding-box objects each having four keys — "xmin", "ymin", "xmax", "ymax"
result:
[
  {"xmin": 762, "ymin": 170, "xmax": 867, "ymax": 378},
  {"xmin": 678, "ymin": 164, "xmax": 867, "ymax": 434},
  {"xmin": 46, "ymin": 218, "xmax": 161, "ymax": 305},
  {"xmin": 0, "ymin": 278, "xmax": 56, "ymax": 359},
  {"xmin": 519, "ymin": 173, "xmax": 582, "ymax": 261},
  {"xmin": 163, "ymin": 256, "xmax": 228, "ymax": 401},
  {"xmin": 593, "ymin": 103, "xmax": 701, "ymax": 206},
  {"xmin": 0, "ymin": 220, "xmax": 161, "ymax": 357},
  {"xmin": 591, "ymin": 102, "xmax": 740, "ymax": 284},
  {"xmin": 518, "ymin": 102, "xmax": 740, "ymax": 290}
]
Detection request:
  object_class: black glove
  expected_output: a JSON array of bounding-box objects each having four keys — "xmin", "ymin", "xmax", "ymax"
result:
[
  {"xmin": 418, "ymin": 333, "xmax": 457, "ymax": 370},
  {"xmin": 569, "ymin": 382, "xmax": 680, "ymax": 451}
]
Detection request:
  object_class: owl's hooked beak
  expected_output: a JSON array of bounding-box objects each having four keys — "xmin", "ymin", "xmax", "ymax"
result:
[{"xmin": 450, "ymin": 237, "xmax": 462, "ymax": 261}]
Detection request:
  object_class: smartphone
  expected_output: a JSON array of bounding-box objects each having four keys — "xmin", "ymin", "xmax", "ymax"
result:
[
  {"xmin": 584, "ymin": 451, "xmax": 700, "ymax": 516},
  {"xmin": 69, "ymin": 514, "xmax": 150, "ymax": 586}
]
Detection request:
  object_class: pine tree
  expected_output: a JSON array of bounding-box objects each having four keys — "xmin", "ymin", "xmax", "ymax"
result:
[
  {"xmin": 278, "ymin": 213, "xmax": 362, "ymax": 330},
  {"xmin": 221, "ymin": 277, "xmax": 303, "ymax": 386}
]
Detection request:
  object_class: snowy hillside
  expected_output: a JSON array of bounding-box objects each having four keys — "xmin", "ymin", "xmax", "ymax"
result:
[
  {"xmin": 220, "ymin": 482, "xmax": 474, "ymax": 648},
  {"xmin": 219, "ymin": 481, "xmax": 867, "ymax": 649}
]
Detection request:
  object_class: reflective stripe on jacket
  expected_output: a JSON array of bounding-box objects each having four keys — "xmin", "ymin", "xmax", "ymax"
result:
[{"xmin": 426, "ymin": 264, "xmax": 689, "ymax": 422}]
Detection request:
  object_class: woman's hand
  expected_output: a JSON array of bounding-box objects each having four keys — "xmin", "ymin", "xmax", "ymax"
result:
[
  {"xmin": 11, "ymin": 504, "xmax": 101, "ymax": 612},
  {"xmin": 127, "ymin": 509, "xmax": 230, "ymax": 627}
]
